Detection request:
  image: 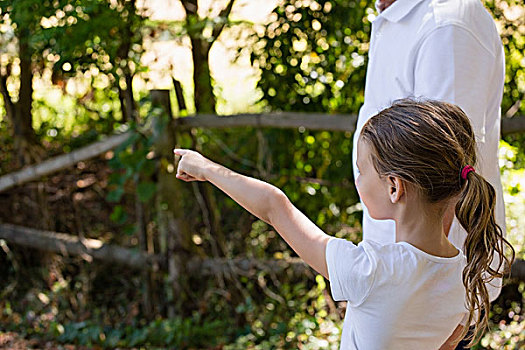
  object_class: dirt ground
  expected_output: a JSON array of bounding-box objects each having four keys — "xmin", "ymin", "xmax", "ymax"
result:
[{"xmin": 0, "ymin": 332, "xmax": 94, "ymax": 350}]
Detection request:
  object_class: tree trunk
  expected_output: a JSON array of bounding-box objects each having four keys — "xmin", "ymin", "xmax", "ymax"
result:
[
  {"xmin": 118, "ymin": 86, "xmax": 129, "ymax": 123},
  {"xmin": 124, "ymin": 72, "xmax": 136, "ymax": 121},
  {"xmin": 111, "ymin": 0, "xmax": 138, "ymax": 123},
  {"xmin": 181, "ymin": 0, "xmax": 235, "ymax": 114},
  {"xmin": 191, "ymin": 38, "xmax": 216, "ymax": 113},
  {"xmin": 173, "ymin": 78, "xmax": 187, "ymax": 113},
  {"xmin": 12, "ymin": 33, "xmax": 39, "ymax": 165}
]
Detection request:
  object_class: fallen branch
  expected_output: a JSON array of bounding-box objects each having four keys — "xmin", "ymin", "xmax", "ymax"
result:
[
  {"xmin": 2, "ymin": 223, "xmax": 523, "ymax": 282},
  {"xmin": 0, "ymin": 223, "xmax": 310, "ymax": 276},
  {"xmin": 0, "ymin": 132, "xmax": 133, "ymax": 193},
  {"xmin": 187, "ymin": 256, "xmax": 310, "ymax": 277},
  {"xmin": 0, "ymin": 223, "xmax": 161, "ymax": 270}
]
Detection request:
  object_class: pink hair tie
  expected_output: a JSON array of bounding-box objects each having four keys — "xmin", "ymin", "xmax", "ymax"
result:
[{"xmin": 461, "ymin": 165, "xmax": 475, "ymax": 180}]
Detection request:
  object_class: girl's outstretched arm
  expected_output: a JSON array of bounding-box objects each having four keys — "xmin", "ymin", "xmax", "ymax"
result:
[{"xmin": 174, "ymin": 149, "xmax": 330, "ymax": 279}]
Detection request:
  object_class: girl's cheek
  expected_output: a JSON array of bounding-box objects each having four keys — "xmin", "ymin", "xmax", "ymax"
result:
[
  {"xmin": 355, "ymin": 172, "xmax": 364, "ymax": 187},
  {"xmin": 355, "ymin": 176, "xmax": 362, "ymax": 196}
]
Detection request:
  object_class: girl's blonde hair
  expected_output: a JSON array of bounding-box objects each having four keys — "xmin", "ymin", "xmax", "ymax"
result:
[{"xmin": 360, "ymin": 99, "xmax": 515, "ymax": 346}]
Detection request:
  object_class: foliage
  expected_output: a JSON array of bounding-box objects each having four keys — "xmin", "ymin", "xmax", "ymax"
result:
[
  {"xmin": 31, "ymin": 82, "xmax": 124, "ymax": 154},
  {"xmin": 105, "ymin": 102, "xmax": 174, "ymax": 231},
  {"xmin": 251, "ymin": 0, "xmax": 524, "ymax": 116},
  {"xmin": 486, "ymin": 0, "xmax": 525, "ymax": 116},
  {"xmin": 37, "ymin": 0, "xmax": 144, "ymax": 78},
  {"xmin": 193, "ymin": 127, "xmax": 361, "ymax": 239},
  {"xmin": 0, "ymin": 244, "xmax": 343, "ymax": 348},
  {"xmin": 2, "ymin": 301, "xmax": 227, "ymax": 348},
  {"xmin": 487, "ymin": 0, "xmax": 525, "ymax": 164},
  {"xmin": 224, "ymin": 275, "xmax": 342, "ymax": 349},
  {"xmin": 475, "ymin": 282, "xmax": 525, "ymax": 349},
  {"xmin": 0, "ymin": 0, "xmax": 47, "ymax": 50},
  {"xmin": 471, "ymin": 140, "xmax": 525, "ymax": 349},
  {"xmin": 223, "ymin": 0, "xmax": 373, "ymax": 237},
  {"xmin": 52, "ymin": 316, "xmax": 227, "ymax": 348},
  {"xmin": 251, "ymin": 0, "xmax": 371, "ymax": 113},
  {"xmin": 499, "ymin": 140, "xmax": 525, "ymax": 258},
  {"xmin": 48, "ymin": 276, "xmax": 341, "ymax": 349}
]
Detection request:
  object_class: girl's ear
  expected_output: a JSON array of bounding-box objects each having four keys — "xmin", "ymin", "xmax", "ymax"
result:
[{"xmin": 388, "ymin": 176, "xmax": 405, "ymax": 204}]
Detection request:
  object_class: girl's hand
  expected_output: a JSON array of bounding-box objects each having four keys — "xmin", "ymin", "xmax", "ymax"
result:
[{"xmin": 173, "ymin": 149, "xmax": 213, "ymax": 182}]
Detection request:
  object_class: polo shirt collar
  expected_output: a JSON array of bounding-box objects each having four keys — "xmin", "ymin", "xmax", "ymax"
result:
[{"xmin": 375, "ymin": 0, "xmax": 426, "ymax": 23}]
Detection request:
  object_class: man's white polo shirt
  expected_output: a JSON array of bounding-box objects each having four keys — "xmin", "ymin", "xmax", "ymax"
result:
[{"xmin": 352, "ymin": 0, "xmax": 506, "ymax": 299}]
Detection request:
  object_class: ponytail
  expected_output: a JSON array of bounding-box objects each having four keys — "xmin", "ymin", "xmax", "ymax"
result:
[{"xmin": 455, "ymin": 170, "xmax": 515, "ymax": 346}]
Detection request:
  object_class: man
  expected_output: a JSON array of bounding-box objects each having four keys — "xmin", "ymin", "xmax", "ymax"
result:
[{"xmin": 352, "ymin": 0, "xmax": 506, "ymax": 347}]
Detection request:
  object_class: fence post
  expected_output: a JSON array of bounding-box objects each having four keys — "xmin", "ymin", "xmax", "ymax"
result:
[{"xmin": 150, "ymin": 89, "xmax": 190, "ymax": 318}]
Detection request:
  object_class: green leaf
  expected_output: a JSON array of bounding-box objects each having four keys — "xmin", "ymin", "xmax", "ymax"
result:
[
  {"xmin": 106, "ymin": 187, "xmax": 124, "ymax": 202},
  {"xmin": 110, "ymin": 205, "xmax": 128, "ymax": 224},
  {"xmin": 137, "ymin": 181, "xmax": 156, "ymax": 202},
  {"xmin": 141, "ymin": 159, "xmax": 156, "ymax": 177},
  {"xmin": 123, "ymin": 224, "xmax": 137, "ymax": 236},
  {"xmin": 109, "ymin": 172, "xmax": 127, "ymax": 186}
]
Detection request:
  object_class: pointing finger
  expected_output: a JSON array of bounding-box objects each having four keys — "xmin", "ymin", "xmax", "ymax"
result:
[{"xmin": 173, "ymin": 149, "xmax": 188, "ymax": 156}]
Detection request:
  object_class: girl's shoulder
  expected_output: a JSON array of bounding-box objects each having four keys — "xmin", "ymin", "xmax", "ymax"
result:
[
  {"xmin": 361, "ymin": 239, "xmax": 465, "ymax": 264},
  {"xmin": 358, "ymin": 240, "xmax": 466, "ymax": 282},
  {"xmin": 357, "ymin": 240, "xmax": 466, "ymax": 288}
]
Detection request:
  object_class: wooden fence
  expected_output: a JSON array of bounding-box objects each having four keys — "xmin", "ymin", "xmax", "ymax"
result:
[{"xmin": 0, "ymin": 110, "xmax": 524, "ymax": 281}]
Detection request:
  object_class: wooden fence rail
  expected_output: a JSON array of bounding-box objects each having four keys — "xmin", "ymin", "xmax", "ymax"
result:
[
  {"xmin": 502, "ymin": 116, "xmax": 525, "ymax": 135},
  {"xmin": 176, "ymin": 112, "xmax": 525, "ymax": 136},
  {"xmin": 176, "ymin": 112, "xmax": 357, "ymax": 132}
]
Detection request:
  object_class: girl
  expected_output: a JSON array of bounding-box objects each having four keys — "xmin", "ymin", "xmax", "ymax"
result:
[{"xmin": 174, "ymin": 99, "xmax": 514, "ymax": 349}]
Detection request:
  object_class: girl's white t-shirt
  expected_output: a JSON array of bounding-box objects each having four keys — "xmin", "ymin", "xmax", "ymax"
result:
[{"xmin": 326, "ymin": 237, "xmax": 468, "ymax": 350}]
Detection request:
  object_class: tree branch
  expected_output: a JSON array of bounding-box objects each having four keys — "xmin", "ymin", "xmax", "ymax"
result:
[
  {"xmin": 0, "ymin": 71, "xmax": 15, "ymax": 122},
  {"xmin": 212, "ymin": 0, "xmax": 236, "ymax": 41},
  {"xmin": 180, "ymin": 0, "xmax": 198, "ymax": 16},
  {"xmin": 502, "ymin": 116, "xmax": 525, "ymax": 136}
]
